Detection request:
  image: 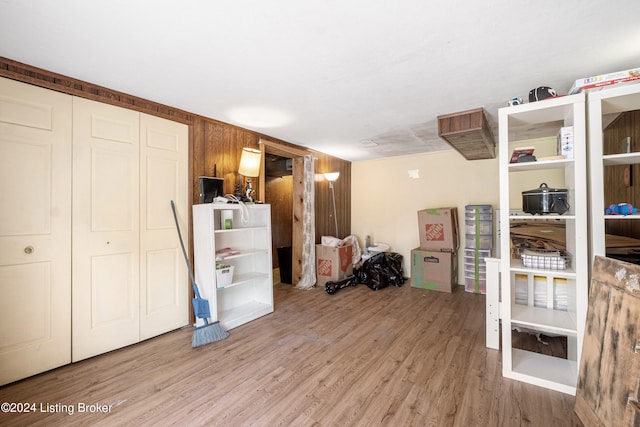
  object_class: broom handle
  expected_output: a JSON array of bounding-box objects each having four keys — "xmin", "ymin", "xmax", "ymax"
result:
[{"xmin": 170, "ymin": 200, "xmax": 202, "ymax": 300}]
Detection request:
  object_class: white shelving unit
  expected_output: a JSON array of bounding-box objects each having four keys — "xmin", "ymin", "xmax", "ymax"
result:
[
  {"xmin": 498, "ymin": 93, "xmax": 588, "ymax": 395},
  {"xmin": 587, "ymin": 83, "xmax": 640, "ymax": 264},
  {"xmin": 192, "ymin": 203, "xmax": 274, "ymax": 330}
]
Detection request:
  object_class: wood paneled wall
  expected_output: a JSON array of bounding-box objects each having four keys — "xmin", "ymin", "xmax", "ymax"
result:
[
  {"xmin": 0, "ymin": 56, "xmax": 352, "ymax": 249},
  {"xmin": 603, "ymin": 109, "xmax": 640, "ymax": 239},
  {"xmin": 314, "ymin": 157, "xmax": 352, "ymax": 241},
  {"xmin": 192, "ymin": 119, "xmax": 261, "ymax": 199}
]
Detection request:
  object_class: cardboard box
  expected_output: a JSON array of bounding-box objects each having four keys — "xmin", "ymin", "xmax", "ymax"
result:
[
  {"xmin": 569, "ymin": 67, "xmax": 640, "ymax": 94},
  {"xmin": 316, "ymin": 244, "xmax": 353, "ymax": 287},
  {"xmin": 417, "ymin": 207, "xmax": 459, "ymax": 251},
  {"xmin": 410, "ymin": 248, "xmax": 458, "ymax": 293}
]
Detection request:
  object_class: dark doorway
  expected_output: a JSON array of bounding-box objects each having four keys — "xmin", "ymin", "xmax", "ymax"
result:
[{"xmin": 264, "ymin": 153, "xmax": 293, "ymax": 283}]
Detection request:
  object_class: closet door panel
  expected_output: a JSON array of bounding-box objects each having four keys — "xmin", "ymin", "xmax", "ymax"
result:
[
  {"xmin": 72, "ymin": 97, "xmax": 140, "ymax": 362},
  {"xmin": 0, "ymin": 77, "xmax": 72, "ymax": 385},
  {"xmin": 139, "ymin": 113, "xmax": 189, "ymax": 339}
]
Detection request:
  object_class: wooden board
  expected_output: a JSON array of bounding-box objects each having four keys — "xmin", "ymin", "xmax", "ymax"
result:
[
  {"xmin": 510, "ymin": 224, "xmax": 567, "ymax": 245},
  {"xmin": 574, "ymin": 256, "xmax": 640, "ymax": 426}
]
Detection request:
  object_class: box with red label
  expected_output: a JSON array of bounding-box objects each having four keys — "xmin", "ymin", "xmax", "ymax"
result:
[
  {"xmin": 315, "ymin": 244, "xmax": 353, "ymax": 287},
  {"xmin": 417, "ymin": 207, "xmax": 459, "ymax": 252},
  {"xmin": 410, "ymin": 248, "xmax": 458, "ymax": 293},
  {"xmin": 568, "ymin": 67, "xmax": 640, "ymax": 94}
]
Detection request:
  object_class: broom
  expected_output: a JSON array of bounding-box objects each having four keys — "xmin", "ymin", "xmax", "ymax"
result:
[{"xmin": 171, "ymin": 200, "xmax": 228, "ymax": 347}]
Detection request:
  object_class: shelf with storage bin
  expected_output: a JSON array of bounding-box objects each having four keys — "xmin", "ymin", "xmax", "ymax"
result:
[
  {"xmin": 193, "ymin": 203, "xmax": 274, "ymax": 331},
  {"xmin": 511, "ymin": 269, "xmax": 577, "ymax": 333},
  {"xmin": 588, "ymin": 83, "xmax": 640, "ymax": 265},
  {"xmin": 498, "ymin": 92, "xmax": 588, "ymax": 395}
]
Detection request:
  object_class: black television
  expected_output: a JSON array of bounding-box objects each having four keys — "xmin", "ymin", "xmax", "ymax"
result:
[{"xmin": 198, "ymin": 176, "xmax": 224, "ymax": 203}]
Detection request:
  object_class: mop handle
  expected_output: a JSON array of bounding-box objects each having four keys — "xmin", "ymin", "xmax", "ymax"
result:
[{"xmin": 170, "ymin": 200, "xmax": 202, "ymax": 300}]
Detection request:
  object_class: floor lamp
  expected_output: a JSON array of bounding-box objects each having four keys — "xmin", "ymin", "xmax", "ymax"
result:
[{"xmin": 324, "ymin": 172, "xmax": 339, "ymax": 238}]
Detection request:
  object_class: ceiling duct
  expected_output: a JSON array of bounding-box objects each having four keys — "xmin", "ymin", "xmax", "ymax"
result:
[{"xmin": 437, "ymin": 108, "xmax": 496, "ymax": 160}]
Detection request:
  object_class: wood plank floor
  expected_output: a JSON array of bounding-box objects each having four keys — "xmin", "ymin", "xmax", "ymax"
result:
[{"xmin": 0, "ymin": 282, "xmax": 583, "ymax": 426}]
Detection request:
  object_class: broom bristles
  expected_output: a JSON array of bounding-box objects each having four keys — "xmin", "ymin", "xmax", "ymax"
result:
[{"xmin": 192, "ymin": 321, "xmax": 229, "ymax": 348}]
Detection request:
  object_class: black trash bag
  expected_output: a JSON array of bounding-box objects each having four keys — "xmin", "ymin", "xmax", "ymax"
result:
[
  {"xmin": 354, "ymin": 252, "xmax": 405, "ymax": 291},
  {"xmin": 385, "ymin": 252, "xmax": 405, "ymax": 287}
]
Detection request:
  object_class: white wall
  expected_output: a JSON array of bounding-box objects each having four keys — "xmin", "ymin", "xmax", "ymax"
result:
[{"xmin": 350, "ymin": 139, "xmax": 561, "ymax": 284}]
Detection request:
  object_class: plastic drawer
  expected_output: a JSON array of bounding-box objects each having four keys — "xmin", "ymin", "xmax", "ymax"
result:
[
  {"xmin": 465, "ymin": 274, "xmax": 486, "ymax": 294},
  {"xmin": 465, "ymin": 220, "xmax": 493, "ymax": 235},
  {"xmin": 464, "ymin": 248, "xmax": 491, "ymax": 264},
  {"xmin": 465, "ymin": 234, "xmax": 492, "ymax": 250},
  {"xmin": 464, "ymin": 262, "xmax": 486, "ymax": 275},
  {"xmin": 465, "ymin": 204, "xmax": 492, "ymax": 214}
]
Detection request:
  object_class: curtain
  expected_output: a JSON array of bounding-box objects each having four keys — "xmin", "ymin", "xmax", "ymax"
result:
[{"xmin": 295, "ymin": 154, "xmax": 316, "ymax": 289}]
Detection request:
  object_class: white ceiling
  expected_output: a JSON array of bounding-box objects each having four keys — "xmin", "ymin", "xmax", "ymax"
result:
[{"xmin": 1, "ymin": 0, "xmax": 639, "ymax": 161}]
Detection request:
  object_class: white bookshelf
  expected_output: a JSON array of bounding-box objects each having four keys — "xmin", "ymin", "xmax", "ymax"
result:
[
  {"xmin": 192, "ymin": 203, "xmax": 274, "ymax": 330},
  {"xmin": 587, "ymin": 83, "xmax": 640, "ymax": 264},
  {"xmin": 498, "ymin": 93, "xmax": 588, "ymax": 395}
]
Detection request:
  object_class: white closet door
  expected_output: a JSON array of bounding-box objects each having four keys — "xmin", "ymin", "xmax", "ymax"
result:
[
  {"xmin": 0, "ymin": 78, "xmax": 72, "ymax": 385},
  {"xmin": 72, "ymin": 97, "xmax": 140, "ymax": 362},
  {"xmin": 139, "ymin": 113, "xmax": 189, "ymax": 339}
]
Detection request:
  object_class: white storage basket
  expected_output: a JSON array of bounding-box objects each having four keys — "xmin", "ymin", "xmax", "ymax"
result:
[
  {"xmin": 520, "ymin": 249, "xmax": 569, "ymax": 270},
  {"xmin": 215, "ymin": 265, "xmax": 235, "ymax": 288}
]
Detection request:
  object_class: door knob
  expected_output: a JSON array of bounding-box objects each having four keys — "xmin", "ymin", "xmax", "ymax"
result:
[{"xmin": 24, "ymin": 246, "xmax": 34, "ymax": 254}]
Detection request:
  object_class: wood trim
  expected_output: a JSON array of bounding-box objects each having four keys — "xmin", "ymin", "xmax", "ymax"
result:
[
  {"xmin": 292, "ymin": 157, "xmax": 305, "ymax": 283},
  {"xmin": 261, "ymin": 140, "xmax": 311, "ymax": 284},
  {"xmin": 260, "ymin": 138, "xmax": 311, "ymax": 158},
  {"xmin": 0, "ymin": 56, "xmax": 195, "ymax": 125}
]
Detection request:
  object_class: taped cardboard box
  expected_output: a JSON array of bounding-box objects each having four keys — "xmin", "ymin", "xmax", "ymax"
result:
[
  {"xmin": 316, "ymin": 244, "xmax": 353, "ymax": 287},
  {"xmin": 417, "ymin": 207, "xmax": 459, "ymax": 252},
  {"xmin": 410, "ymin": 248, "xmax": 458, "ymax": 293}
]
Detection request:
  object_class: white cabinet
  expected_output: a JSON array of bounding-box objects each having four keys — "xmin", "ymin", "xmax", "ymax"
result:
[
  {"xmin": 193, "ymin": 203, "xmax": 274, "ymax": 330},
  {"xmin": 587, "ymin": 83, "xmax": 640, "ymax": 264},
  {"xmin": 498, "ymin": 93, "xmax": 588, "ymax": 395}
]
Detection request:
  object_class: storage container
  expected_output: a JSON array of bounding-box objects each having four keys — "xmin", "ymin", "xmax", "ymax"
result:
[
  {"xmin": 465, "ymin": 220, "xmax": 493, "ymax": 235},
  {"xmin": 417, "ymin": 207, "xmax": 459, "ymax": 252},
  {"xmin": 411, "ymin": 248, "xmax": 458, "ymax": 293},
  {"xmin": 465, "ymin": 204, "xmax": 492, "ymax": 216},
  {"xmin": 215, "ymin": 264, "xmax": 235, "ymax": 288},
  {"xmin": 463, "ymin": 248, "xmax": 489, "ymax": 294},
  {"xmin": 464, "ymin": 274, "xmax": 486, "ymax": 294},
  {"xmin": 464, "ymin": 261, "xmax": 486, "ymax": 275},
  {"xmin": 463, "ymin": 248, "xmax": 491, "ymax": 265},
  {"xmin": 465, "ymin": 234, "xmax": 492, "ymax": 250},
  {"xmin": 520, "ymin": 249, "xmax": 569, "ymax": 270}
]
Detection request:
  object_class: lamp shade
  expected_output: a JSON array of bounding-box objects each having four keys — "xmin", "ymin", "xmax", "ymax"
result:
[
  {"xmin": 238, "ymin": 147, "xmax": 262, "ymax": 177},
  {"xmin": 324, "ymin": 172, "xmax": 339, "ymax": 182}
]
